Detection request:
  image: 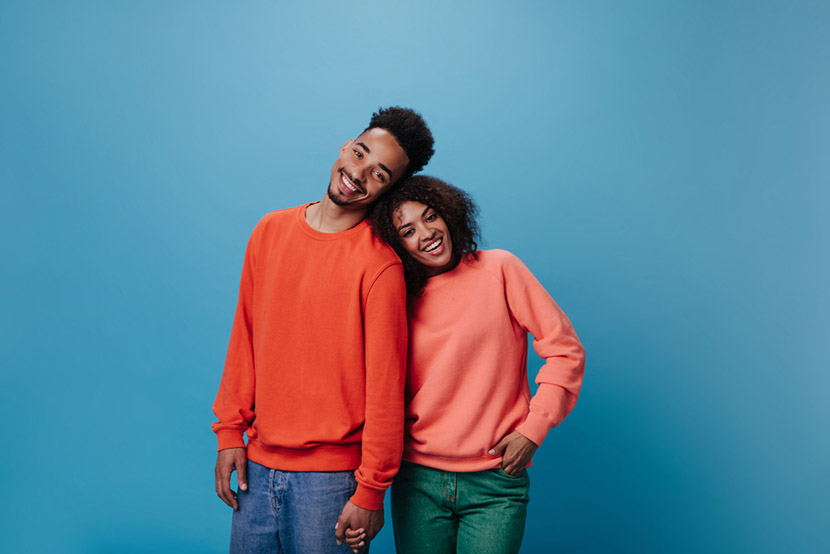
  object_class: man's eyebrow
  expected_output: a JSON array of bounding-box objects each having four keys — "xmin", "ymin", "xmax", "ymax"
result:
[{"xmin": 356, "ymin": 141, "xmax": 394, "ymax": 179}]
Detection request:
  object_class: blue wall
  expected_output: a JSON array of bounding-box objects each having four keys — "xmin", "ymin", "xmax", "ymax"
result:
[{"xmin": 2, "ymin": 1, "xmax": 827, "ymax": 552}]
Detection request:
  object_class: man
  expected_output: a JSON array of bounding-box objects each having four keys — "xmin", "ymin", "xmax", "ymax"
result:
[{"xmin": 212, "ymin": 107, "xmax": 434, "ymax": 553}]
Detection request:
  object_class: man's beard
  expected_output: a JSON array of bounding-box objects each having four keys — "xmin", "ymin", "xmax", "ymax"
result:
[{"xmin": 327, "ymin": 185, "xmax": 349, "ymax": 206}]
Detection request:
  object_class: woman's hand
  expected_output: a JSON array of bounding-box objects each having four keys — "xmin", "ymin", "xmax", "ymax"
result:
[
  {"xmin": 489, "ymin": 431, "xmax": 538, "ymax": 476},
  {"xmin": 342, "ymin": 526, "xmax": 367, "ymax": 553}
]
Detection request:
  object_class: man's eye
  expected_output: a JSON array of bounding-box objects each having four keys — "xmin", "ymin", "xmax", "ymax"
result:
[{"xmin": 353, "ymin": 150, "xmax": 363, "ymax": 159}]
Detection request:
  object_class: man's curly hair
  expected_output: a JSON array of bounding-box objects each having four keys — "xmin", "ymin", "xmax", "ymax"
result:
[
  {"xmin": 365, "ymin": 106, "xmax": 434, "ymax": 180},
  {"xmin": 371, "ymin": 175, "xmax": 479, "ymax": 296}
]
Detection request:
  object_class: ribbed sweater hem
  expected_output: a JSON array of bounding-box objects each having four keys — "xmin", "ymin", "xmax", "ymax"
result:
[
  {"xmin": 403, "ymin": 450, "xmax": 534, "ymax": 472},
  {"xmin": 247, "ymin": 440, "xmax": 387, "ymax": 508},
  {"xmin": 247, "ymin": 440, "xmax": 362, "ymax": 472}
]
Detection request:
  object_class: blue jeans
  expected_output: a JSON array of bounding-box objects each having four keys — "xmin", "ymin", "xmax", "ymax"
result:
[{"xmin": 230, "ymin": 460, "xmax": 359, "ymax": 554}]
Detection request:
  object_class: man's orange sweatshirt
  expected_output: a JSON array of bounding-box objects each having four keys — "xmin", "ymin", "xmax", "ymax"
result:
[{"xmin": 212, "ymin": 204, "xmax": 407, "ymax": 510}]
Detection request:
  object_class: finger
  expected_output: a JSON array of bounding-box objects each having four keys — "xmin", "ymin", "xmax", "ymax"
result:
[
  {"xmin": 236, "ymin": 455, "xmax": 248, "ymax": 491},
  {"xmin": 335, "ymin": 515, "xmax": 347, "ymax": 543},
  {"xmin": 215, "ymin": 464, "xmax": 223, "ymax": 498},
  {"xmin": 502, "ymin": 454, "xmax": 518, "ymax": 474},
  {"xmin": 489, "ymin": 437, "xmax": 508, "ymax": 455},
  {"xmin": 345, "ymin": 533, "xmax": 366, "ymax": 547},
  {"xmin": 216, "ymin": 458, "xmax": 239, "ymax": 509},
  {"xmin": 219, "ymin": 470, "xmax": 238, "ymax": 509},
  {"xmin": 344, "ymin": 528, "xmax": 365, "ymax": 537}
]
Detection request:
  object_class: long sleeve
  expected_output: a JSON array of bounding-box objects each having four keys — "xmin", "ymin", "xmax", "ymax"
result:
[
  {"xmin": 211, "ymin": 230, "xmax": 258, "ymax": 450},
  {"xmin": 351, "ymin": 262, "xmax": 407, "ymax": 510},
  {"xmin": 502, "ymin": 253, "xmax": 586, "ymax": 447},
  {"xmin": 210, "ymin": 207, "xmax": 409, "ymax": 486}
]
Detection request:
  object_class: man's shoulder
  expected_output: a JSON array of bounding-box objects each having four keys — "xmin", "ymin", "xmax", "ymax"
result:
[
  {"xmin": 361, "ymin": 225, "xmax": 401, "ymax": 259},
  {"xmin": 254, "ymin": 205, "xmax": 304, "ymax": 232},
  {"xmin": 342, "ymin": 226, "xmax": 401, "ymax": 279}
]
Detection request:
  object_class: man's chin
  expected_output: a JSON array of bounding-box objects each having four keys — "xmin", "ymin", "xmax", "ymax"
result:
[
  {"xmin": 327, "ymin": 188, "xmax": 368, "ymax": 209},
  {"xmin": 327, "ymin": 187, "xmax": 349, "ymax": 206}
]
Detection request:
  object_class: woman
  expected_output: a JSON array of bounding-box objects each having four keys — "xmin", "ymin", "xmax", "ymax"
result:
[{"xmin": 348, "ymin": 176, "xmax": 585, "ymax": 553}]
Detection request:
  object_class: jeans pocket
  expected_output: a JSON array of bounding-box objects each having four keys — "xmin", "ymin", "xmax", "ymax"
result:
[{"xmin": 495, "ymin": 467, "xmax": 525, "ymax": 480}]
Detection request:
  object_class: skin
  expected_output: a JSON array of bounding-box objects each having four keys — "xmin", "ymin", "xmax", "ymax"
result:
[
  {"xmin": 393, "ymin": 201, "xmax": 458, "ymax": 277},
  {"xmin": 392, "ymin": 201, "xmax": 540, "ymax": 476},
  {"xmin": 347, "ymin": 202, "xmax": 539, "ymax": 550},
  {"xmin": 490, "ymin": 431, "xmax": 538, "ymax": 475},
  {"xmin": 215, "ymin": 447, "xmax": 247, "ymax": 510},
  {"xmin": 306, "ymin": 127, "xmax": 410, "ymax": 233},
  {"xmin": 336, "ymin": 502, "xmax": 382, "ymax": 552},
  {"xmin": 215, "ymin": 126, "xmax": 410, "ymax": 553}
]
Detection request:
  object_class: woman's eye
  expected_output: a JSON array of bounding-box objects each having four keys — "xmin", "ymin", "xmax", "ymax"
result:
[
  {"xmin": 425, "ymin": 213, "xmax": 436, "ymax": 222},
  {"xmin": 402, "ymin": 229, "xmax": 414, "ymax": 238},
  {"xmin": 374, "ymin": 171, "xmax": 385, "ymax": 182}
]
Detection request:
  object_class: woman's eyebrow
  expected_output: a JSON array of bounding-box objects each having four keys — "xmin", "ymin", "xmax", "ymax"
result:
[{"xmin": 397, "ymin": 207, "xmax": 431, "ymax": 232}]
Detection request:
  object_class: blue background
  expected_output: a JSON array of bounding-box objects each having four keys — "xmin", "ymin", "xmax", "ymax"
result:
[{"xmin": 2, "ymin": 1, "xmax": 827, "ymax": 552}]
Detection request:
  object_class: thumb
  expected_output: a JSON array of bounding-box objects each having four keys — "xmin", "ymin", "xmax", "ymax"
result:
[
  {"xmin": 489, "ymin": 436, "xmax": 509, "ymax": 456},
  {"xmin": 335, "ymin": 514, "xmax": 347, "ymax": 543},
  {"xmin": 236, "ymin": 454, "xmax": 248, "ymax": 491}
]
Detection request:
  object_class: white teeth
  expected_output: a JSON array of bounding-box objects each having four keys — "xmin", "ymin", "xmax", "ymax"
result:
[
  {"xmin": 341, "ymin": 173, "xmax": 358, "ymax": 192},
  {"xmin": 423, "ymin": 238, "xmax": 442, "ymax": 252}
]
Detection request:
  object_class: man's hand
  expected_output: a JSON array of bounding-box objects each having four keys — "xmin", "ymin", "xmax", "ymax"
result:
[
  {"xmin": 489, "ymin": 431, "xmax": 538, "ymax": 476},
  {"xmin": 334, "ymin": 500, "xmax": 383, "ymax": 553},
  {"xmin": 215, "ymin": 447, "xmax": 247, "ymax": 510}
]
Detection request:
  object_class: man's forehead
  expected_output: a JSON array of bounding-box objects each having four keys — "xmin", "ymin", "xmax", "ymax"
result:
[
  {"xmin": 354, "ymin": 128, "xmax": 410, "ymax": 177},
  {"xmin": 356, "ymin": 128, "xmax": 404, "ymax": 155}
]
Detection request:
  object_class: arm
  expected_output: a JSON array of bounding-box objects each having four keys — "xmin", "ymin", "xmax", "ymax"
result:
[
  {"xmin": 495, "ymin": 252, "xmax": 586, "ymax": 456},
  {"xmin": 335, "ymin": 262, "xmax": 407, "ymax": 545},
  {"xmin": 211, "ymin": 231, "xmax": 259, "ymax": 507}
]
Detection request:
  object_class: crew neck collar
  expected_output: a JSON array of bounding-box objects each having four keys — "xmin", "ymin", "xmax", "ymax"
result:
[{"xmin": 296, "ymin": 202, "xmax": 370, "ymax": 240}]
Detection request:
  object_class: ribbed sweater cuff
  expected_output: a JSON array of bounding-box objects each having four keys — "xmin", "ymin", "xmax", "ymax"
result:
[
  {"xmin": 216, "ymin": 429, "xmax": 246, "ymax": 451},
  {"xmin": 516, "ymin": 411, "xmax": 554, "ymax": 447},
  {"xmin": 350, "ymin": 484, "xmax": 385, "ymax": 511}
]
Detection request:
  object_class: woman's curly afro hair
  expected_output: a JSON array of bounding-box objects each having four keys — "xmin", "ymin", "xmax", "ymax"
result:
[{"xmin": 371, "ymin": 175, "xmax": 479, "ymax": 296}]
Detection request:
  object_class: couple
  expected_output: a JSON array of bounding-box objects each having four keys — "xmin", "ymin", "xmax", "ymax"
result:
[{"xmin": 212, "ymin": 107, "xmax": 585, "ymax": 554}]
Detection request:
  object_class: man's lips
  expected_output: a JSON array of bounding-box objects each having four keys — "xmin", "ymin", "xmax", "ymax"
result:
[{"xmin": 339, "ymin": 169, "xmax": 363, "ymax": 195}]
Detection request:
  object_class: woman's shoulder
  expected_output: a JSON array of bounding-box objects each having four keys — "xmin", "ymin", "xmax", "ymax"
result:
[
  {"xmin": 463, "ymin": 249, "xmax": 525, "ymax": 286},
  {"xmin": 473, "ymin": 248, "xmax": 524, "ymax": 269}
]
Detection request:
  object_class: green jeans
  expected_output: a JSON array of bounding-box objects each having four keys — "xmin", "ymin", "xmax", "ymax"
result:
[{"xmin": 391, "ymin": 461, "xmax": 530, "ymax": 554}]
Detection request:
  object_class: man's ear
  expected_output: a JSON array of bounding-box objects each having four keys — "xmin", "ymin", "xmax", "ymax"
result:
[{"xmin": 340, "ymin": 139, "xmax": 355, "ymax": 153}]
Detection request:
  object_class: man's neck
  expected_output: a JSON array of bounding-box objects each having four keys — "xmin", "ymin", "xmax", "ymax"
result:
[{"xmin": 305, "ymin": 196, "xmax": 367, "ymax": 233}]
